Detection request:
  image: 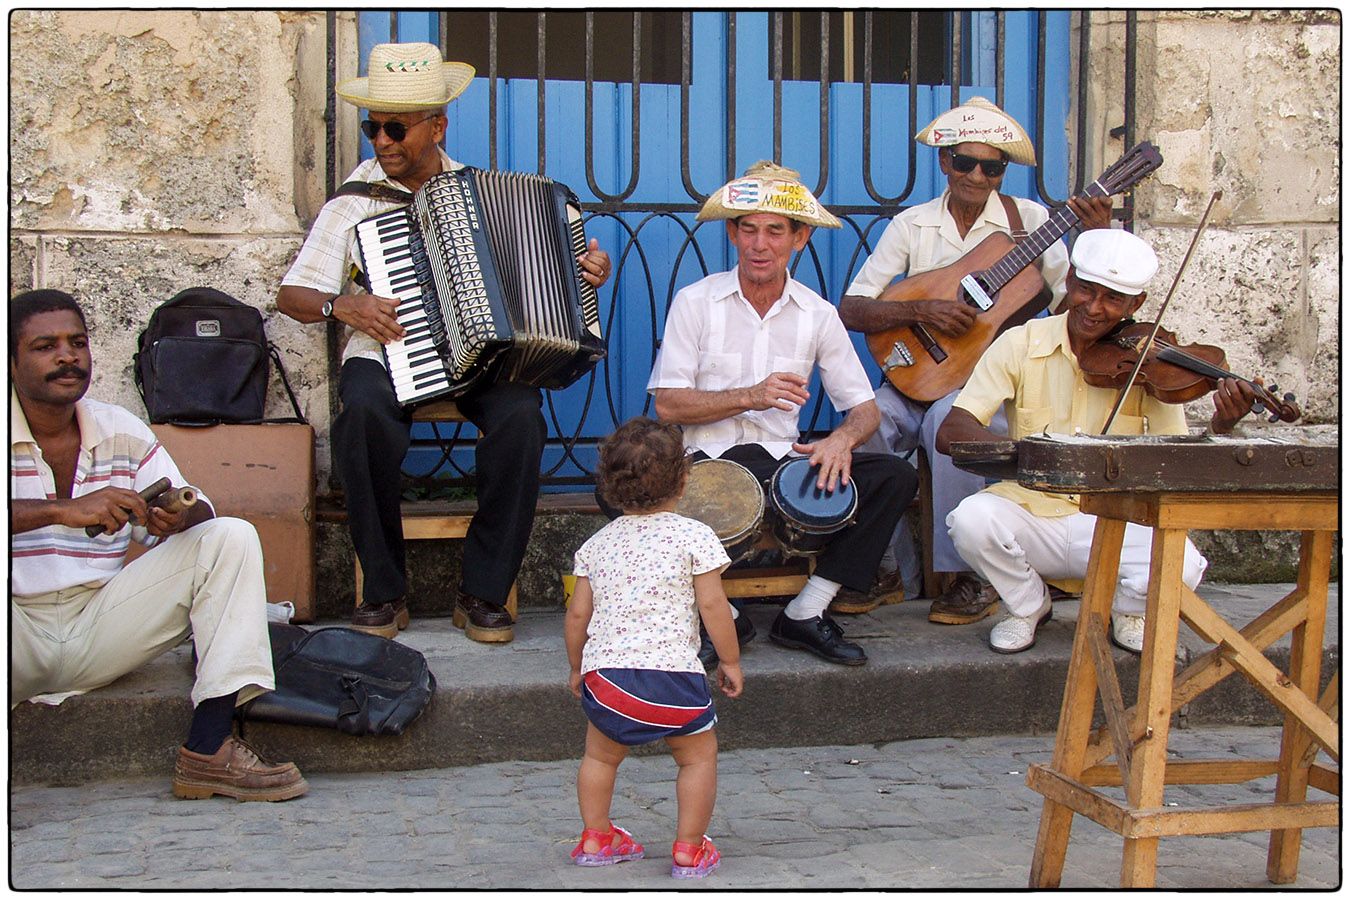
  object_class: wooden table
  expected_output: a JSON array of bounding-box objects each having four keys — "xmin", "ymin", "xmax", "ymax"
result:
[{"xmin": 1027, "ymin": 490, "xmax": 1339, "ymax": 888}]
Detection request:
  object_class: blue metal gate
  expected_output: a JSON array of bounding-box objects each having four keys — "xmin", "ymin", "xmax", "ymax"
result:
[{"xmin": 337, "ymin": 11, "xmax": 1123, "ymax": 493}]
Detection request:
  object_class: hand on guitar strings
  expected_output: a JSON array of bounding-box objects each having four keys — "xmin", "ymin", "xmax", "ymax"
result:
[
  {"xmin": 747, "ymin": 371, "xmax": 810, "ymax": 412},
  {"xmin": 912, "ymin": 298, "xmax": 978, "ymax": 336},
  {"xmin": 576, "ymin": 238, "xmax": 612, "ymax": 288},
  {"xmin": 1067, "ymin": 195, "xmax": 1114, "ymax": 231}
]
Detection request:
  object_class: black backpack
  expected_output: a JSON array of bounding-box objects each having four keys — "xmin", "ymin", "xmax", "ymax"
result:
[
  {"xmin": 134, "ymin": 287, "xmax": 305, "ymax": 426},
  {"xmin": 239, "ymin": 624, "xmax": 436, "ymax": 736}
]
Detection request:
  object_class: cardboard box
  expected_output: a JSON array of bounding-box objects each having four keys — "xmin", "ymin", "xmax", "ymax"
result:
[{"xmin": 149, "ymin": 423, "xmax": 316, "ymax": 621}]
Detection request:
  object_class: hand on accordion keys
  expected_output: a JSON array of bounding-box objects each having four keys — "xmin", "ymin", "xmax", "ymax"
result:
[
  {"xmin": 576, "ymin": 238, "xmax": 612, "ymax": 288},
  {"xmin": 341, "ymin": 292, "xmax": 405, "ymax": 345}
]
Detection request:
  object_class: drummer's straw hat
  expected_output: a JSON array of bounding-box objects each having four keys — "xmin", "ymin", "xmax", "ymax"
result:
[
  {"xmin": 696, "ymin": 161, "xmax": 841, "ymax": 229},
  {"xmin": 915, "ymin": 96, "xmax": 1037, "ymax": 167},
  {"xmin": 336, "ymin": 42, "xmax": 476, "ymax": 112}
]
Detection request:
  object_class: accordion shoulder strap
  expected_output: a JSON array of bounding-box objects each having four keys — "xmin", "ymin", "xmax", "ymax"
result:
[{"xmin": 328, "ymin": 181, "xmax": 415, "ymax": 205}]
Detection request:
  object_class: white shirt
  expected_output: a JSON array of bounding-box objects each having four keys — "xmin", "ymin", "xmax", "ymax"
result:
[
  {"xmin": 10, "ymin": 391, "xmax": 203, "ymax": 596},
  {"xmin": 280, "ymin": 149, "xmax": 463, "ymax": 365},
  {"xmin": 574, "ymin": 511, "xmax": 731, "ymax": 674},
  {"xmin": 647, "ymin": 269, "xmax": 876, "ymax": 459},
  {"xmin": 846, "ymin": 190, "xmax": 1071, "ymax": 309}
]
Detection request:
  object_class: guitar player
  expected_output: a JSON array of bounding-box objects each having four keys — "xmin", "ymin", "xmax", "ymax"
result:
[{"xmin": 836, "ymin": 97, "xmax": 1112, "ymax": 625}]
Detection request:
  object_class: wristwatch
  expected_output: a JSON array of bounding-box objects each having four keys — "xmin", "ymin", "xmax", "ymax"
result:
[{"xmin": 321, "ymin": 296, "xmax": 338, "ymax": 320}]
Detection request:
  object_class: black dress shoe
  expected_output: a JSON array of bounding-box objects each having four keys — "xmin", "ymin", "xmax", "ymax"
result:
[
  {"xmin": 769, "ymin": 611, "xmax": 867, "ymax": 666},
  {"xmin": 452, "ymin": 592, "xmax": 514, "ymax": 644},
  {"xmin": 698, "ymin": 611, "xmax": 757, "ymax": 668}
]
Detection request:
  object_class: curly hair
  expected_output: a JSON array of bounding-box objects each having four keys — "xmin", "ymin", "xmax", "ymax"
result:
[{"xmin": 596, "ymin": 416, "xmax": 690, "ymax": 513}]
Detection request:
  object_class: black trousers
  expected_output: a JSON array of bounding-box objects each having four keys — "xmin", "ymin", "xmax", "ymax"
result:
[
  {"xmin": 596, "ymin": 443, "xmax": 918, "ymax": 594},
  {"xmin": 333, "ymin": 358, "xmax": 546, "ymax": 608},
  {"xmin": 704, "ymin": 445, "xmax": 917, "ymax": 594}
]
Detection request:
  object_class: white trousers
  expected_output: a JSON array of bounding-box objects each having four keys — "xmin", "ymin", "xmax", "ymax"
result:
[
  {"xmin": 11, "ymin": 517, "xmax": 275, "ymax": 709},
  {"xmin": 947, "ymin": 492, "xmax": 1208, "ymax": 618}
]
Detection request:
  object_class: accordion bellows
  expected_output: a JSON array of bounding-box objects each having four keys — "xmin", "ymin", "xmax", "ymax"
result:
[{"xmin": 356, "ymin": 168, "xmax": 606, "ymax": 406}]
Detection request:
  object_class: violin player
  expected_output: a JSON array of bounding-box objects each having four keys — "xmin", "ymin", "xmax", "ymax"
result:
[
  {"xmin": 838, "ymin": 97, "xmax": 1113, "ymax": 624},
  {"xmin": 935, "ymin": 229, "xmax": 1260, "ymax": 654}
]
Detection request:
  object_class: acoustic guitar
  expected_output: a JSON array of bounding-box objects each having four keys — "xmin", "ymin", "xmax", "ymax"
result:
[{"xmin": 866, "ymin": 142, "xmax": 1164, "ymax": 403}]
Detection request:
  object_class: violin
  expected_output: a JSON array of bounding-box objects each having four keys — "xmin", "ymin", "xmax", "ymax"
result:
[{"xmin": 1078, "ymin": 320, "xmax": 1301, "ymax": 424}]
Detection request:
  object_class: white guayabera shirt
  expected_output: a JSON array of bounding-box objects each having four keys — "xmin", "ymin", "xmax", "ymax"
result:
[{"xmin": 647, "ymin": 269, "xmax": 874, "ymax": 459}]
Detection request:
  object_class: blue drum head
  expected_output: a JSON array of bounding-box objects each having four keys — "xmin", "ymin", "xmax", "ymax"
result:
[{"xmin": 770, "ymin": 457, "xmax": 857, "ymax": 528}]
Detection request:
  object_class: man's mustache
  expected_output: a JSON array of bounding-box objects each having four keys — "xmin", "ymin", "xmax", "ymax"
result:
[{"xmin": 47, "ymin": 365, "xmax": 89, "ymax": 382}]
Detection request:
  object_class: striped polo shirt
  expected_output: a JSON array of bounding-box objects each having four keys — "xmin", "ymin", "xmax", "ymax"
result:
[{"xmin": 10, "ymin": 390, "xmax": 195, "ymax": 597}]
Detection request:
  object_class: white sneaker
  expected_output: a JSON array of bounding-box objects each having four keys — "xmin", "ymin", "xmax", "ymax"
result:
[
  {"xmin": 988, "ymin": 596, "xmax": 1053, "ymax": 654},
  {"xmin": 1111, "ymin": 614, "xmax": 1146, "ymax": 654}
]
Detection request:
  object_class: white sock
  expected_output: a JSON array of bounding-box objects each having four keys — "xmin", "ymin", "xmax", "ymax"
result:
[{"xmin": 784, "ymin": 575, "xmax": 841, "ymax": 620}]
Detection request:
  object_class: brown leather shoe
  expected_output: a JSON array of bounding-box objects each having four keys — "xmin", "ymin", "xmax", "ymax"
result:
[
  {"xmin": 172, "ymin": 736, "xmax": 308, "ymax": 802},
  {"xmin": 349, "ymin": 599, "xmax": 409, "ymax": 639},
  {"xmin": 927, "ymin": 575, "xmax": 1001, "ymax": 625},
  {"xmin": 829, "ymin": 569, "xmax": 906, "ymax": 615},
  {"xmin": 452, "ymin": 592, "xmax": 514, "ymax": 644}
]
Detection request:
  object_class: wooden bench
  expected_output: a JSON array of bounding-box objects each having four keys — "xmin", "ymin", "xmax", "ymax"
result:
[{"xmin": 352, "ymin": 400, "xmax": 518, "ymax": 620}]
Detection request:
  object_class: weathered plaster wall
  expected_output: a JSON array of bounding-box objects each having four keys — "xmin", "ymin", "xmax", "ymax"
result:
[
  {"xmin": 9, "ymin": 9, "xmax": 339, "ymax": 471},
  {"xmin": 1081, "ymin": 10, "xmax": 1340, "ymax": 425}
]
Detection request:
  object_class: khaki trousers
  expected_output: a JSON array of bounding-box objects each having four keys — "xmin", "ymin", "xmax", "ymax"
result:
[{"xmin": 11, "ymin": 517, "xmax": 275, "ymax": 709}]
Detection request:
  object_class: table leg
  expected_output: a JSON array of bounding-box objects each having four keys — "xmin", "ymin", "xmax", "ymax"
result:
[
  {"xmin": 1030, "ymin": 516, "xmax": 1126, "ymax": 888},
  {"xmin": 1267, "ymin": 529, "xmax": 1333, "ymax": 883},
  {"xmin": 1119, "ymin": 526, "xmax": 1188, "ymax": 888}
]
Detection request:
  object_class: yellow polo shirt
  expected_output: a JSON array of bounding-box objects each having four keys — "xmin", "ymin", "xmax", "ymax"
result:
[{"xmin": 953, "ymin": 313, "xmax": 1188, "ymax": 517}]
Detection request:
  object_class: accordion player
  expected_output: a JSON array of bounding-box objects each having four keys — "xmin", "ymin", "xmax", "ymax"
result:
[{"xmin": 355, "ymin": 167, "xmax": 607, "ymax": 406}]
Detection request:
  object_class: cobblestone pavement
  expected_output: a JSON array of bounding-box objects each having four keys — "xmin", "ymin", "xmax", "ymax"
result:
[{"xmin": 9, "ymin": 725, "xmax": 1339, "ymax": 891}]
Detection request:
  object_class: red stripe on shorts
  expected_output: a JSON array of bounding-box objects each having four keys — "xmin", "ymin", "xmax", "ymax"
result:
[{"xmin": 583, "ymin": 671, "xmax": 704, "ymax": 728}]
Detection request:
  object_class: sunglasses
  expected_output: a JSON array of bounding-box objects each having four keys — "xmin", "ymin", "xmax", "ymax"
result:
[
  {"xmin": 360, "ymin": 115, "xmax": 438, "ymax": 142},
  {"xmin": 948, "ymin": 152, "xmax": 1009, "ymax": 178}
]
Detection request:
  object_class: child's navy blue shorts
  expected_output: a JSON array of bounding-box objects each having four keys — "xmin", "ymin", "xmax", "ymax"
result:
[{"xmin": 581, "ymin": 668, "xmax": 717, "ymax": 746}]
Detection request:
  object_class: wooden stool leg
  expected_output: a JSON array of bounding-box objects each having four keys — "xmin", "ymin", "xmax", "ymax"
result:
[
  {"xmin": 1119, "ymin": 526, "xmax": 1188, "ymax": 888},
  {"xmin": 1267, "ymin": 529, "xmax": 1333, "ymax": 883},
  {"xmin": 354, "ymin": 558, "xmax": 365, "ymax": 608},
  {"xmin": 1031, "ymin": 516, "xmax": 1127, "ymax": 888},
  {"xmin": 506, "ymin": 581, "xmax": 519, "ymax": 622}
]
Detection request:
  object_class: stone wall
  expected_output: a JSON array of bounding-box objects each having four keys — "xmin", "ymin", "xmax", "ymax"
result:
[
  {"xmin": 1081, "ymin": 10, "xmax": 1340, "ymax": 425},
  {"xmin": 9, "ymin": 10, "xmax": 340, "ymax": 470}
]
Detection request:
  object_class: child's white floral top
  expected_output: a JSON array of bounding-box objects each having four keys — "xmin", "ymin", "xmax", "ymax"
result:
[{"xmin": 574, "ymin": 511, "xmax": 730, "ymax": 673}]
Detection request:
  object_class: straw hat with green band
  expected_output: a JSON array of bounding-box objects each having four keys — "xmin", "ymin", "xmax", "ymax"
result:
[
  {"xmin": 696, "ymin": 161, "xmax": 842, "ymax": 229},
  {"xmin": 337, "ymin": 42, "xmax": 476, "ymax": 112},
  {"xmin": 914, "ymin": 96, "xmax": 1037, "ymax": 167}
]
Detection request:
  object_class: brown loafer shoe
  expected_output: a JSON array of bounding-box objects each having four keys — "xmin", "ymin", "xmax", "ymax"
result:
[
  {"xmin": 453, "ymin": 592, "xmax": 514, "ymax": 644},
  {"xmin": 927, "ymin": 575, "xmax": 1001, "ymax": 625},
  {"xmin": 172, "ymin": 736, "xmax": 308, "ymax": 802},
  {"xmin": 829, "ymin": 569, "xmax": 905, "ymax": 615},
  {"xmin": 349, "ymin": 599, "xmax": 409, "ymax": 639}
]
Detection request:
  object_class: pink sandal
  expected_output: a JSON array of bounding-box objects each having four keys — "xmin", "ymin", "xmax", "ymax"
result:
[
  {"xmin": 570, "ymin": 822, "xmax": 645, "ymax": 866},
  {"xmin": 671, "ymin": 835, "xmax": 720, "ymax": 878}
]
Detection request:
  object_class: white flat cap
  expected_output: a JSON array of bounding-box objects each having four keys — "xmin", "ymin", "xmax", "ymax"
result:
[{"xmin": 1070, "ymin": 229, "xmax": 1158, "ymax": 295}]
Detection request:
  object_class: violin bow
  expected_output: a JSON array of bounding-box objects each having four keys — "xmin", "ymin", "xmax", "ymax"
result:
[{"xmin": 1100, "ymin": 190, "xmax": 1223, "ymax": 435}]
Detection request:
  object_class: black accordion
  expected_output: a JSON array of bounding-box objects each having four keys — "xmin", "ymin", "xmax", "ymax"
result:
[{"xmin": 355, "ymin": 168, "xmax": 606, "ymax": 406}]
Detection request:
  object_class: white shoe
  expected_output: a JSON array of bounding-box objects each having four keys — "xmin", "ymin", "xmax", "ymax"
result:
[
  {"xmin": 988, "ymin": 596, "xmax": 1053, "ymax": 654},
  {"xmin": 1111, "ymin": 614, "xmax": 1146, "ymax": 654}
]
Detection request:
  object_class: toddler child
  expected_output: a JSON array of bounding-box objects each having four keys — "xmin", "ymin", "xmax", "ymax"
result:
[{"xmin": 565, "ymin": 416, "xmax": 744, "ymax": 879}]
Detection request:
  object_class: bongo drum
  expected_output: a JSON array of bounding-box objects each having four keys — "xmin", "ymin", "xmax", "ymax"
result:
[
  {"xmin": 675, "ymin": 458, "xmax": 765, "ymax": 562},
  {"xmin": 767, "ymin": 456, "xmax": 858, "ymax": 557}
]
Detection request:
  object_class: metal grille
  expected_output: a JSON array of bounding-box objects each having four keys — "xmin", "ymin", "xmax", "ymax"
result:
[{"xmin": 330, "ymin": 10, "xmax": 1140, "ymax": 492}]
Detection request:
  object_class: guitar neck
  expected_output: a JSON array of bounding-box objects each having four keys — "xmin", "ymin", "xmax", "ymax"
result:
[{"xmin": 981, "ymin": 143, "xmax": 1162, "ymax": 295}]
